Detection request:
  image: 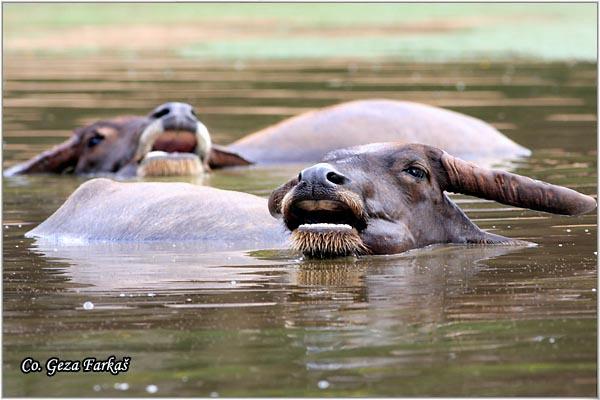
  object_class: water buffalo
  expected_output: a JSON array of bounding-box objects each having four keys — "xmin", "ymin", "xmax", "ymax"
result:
[
  {"xmin": 28, "ymin": 143, "xmax": 594, "ymax": 258},
  {"xmin": 6, "ymin": 99, "xmax": 529, "ymax": 177}
]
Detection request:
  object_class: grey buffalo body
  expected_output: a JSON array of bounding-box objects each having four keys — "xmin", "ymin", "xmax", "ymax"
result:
[
  {"xmin": 28, "ymin": 178, "xmax": 289, "ymax": 252},
  {"xmin": 225, "ymin": 99, "xmax": 530, "ymax": 164}
]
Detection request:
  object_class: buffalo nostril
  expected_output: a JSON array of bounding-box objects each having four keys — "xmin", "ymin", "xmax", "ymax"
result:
[
  {"xmin": 326, "ymin": 171, "xmax": 346, "ymax": 185},
  {"xmin": 299, "ymin": 163, "xmax": 344, "ymax": 186},
  {"xmin": 151, "ymin": 108, "xmax": 170, "ymax": 119}
]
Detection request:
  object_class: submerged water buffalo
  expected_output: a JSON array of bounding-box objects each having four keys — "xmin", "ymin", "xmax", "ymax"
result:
[
  {"xmin": 28, "ymin": 143, "xmax": 594, "ymax": 258},
  {"xmin": 4, "ymin": 102, "xmax": 244, "ymax": 177},
  {"xmin": 6, "ymin": 99, "xmax": 529, "ymax": 177}
]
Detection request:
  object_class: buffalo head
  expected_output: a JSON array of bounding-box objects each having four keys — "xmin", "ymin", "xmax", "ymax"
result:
[
  {"xmin": 269, "ymin": 143, "xmax": 596, "ymax": 258},
  {"xmin": 4, "ymin": 102, "xmax": 248, "ymax": 177}
]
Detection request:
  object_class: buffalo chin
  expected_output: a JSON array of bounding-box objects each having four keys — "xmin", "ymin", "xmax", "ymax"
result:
[
  {"xmin": 138, "ymin": 151, "xmax": 203, "ymax": 177},
  {"xmin": 291, "ymin": 223, "xmax": 367, "ymax": 259}
]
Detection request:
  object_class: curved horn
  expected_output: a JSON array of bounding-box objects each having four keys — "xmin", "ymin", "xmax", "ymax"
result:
[
  {"xmin": 4, "ymin": 136, "xmax": 80, "ymax": 176},
  {"xmin": 440, "ymin": 152, "xmax": 596, "ymax": 216},
  {"xmin": 133, "ymin": 119, "xmax": 164, "ymax": 163}
]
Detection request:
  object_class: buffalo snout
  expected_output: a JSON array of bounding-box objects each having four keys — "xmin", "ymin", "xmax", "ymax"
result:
[
  {"xmin": 149, "ymin": 102, "xmax": 200, "ymax": 133},
  {"xmin": 298, "ymin": 163, "xmax": 348, "ymax": 188}
]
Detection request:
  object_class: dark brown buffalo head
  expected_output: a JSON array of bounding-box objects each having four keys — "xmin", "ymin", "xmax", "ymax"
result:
[
  {"xmin": 4, "ymin": 102, "xmax": 249, "ymax": 177},
  {"xmin": 268, "ymin": 143, "xmax": 596, "ymax": 258}
]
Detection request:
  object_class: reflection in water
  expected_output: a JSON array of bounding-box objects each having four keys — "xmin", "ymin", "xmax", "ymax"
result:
[
  {"xmin": 3, "ymin": 57, "xmax": 597, "ymax": 396},
  {"xmin": 30, "ymin": 242, "xmax": 296, "ymax": 292},
  {"xmin": 32, "ymin": 239, "xmax": 523, "ymax": 296},
  {"xmin": 289, "ymin": 246, "xmax": 529, "ymax": 333}
]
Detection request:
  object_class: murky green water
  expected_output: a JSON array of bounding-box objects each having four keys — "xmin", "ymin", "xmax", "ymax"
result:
[{"xmin": 3, "ymin": 57, "xmax": 597, "ymax": 396}]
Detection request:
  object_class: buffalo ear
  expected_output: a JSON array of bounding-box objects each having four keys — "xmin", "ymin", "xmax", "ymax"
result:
[
  {"xmin": 438, "ymin": 151, "xmax": 596, "ymax": 216},
  {"xmin": 4, "ymin": 135, "xmax": 81, "ymax": 176},
  {"xmin": 268, "ymin": 177, "xmax": 299, "ymax": 218},
  {"xmin": 207, "ymin": 145, "xmax": 252, "ymax": 169}
]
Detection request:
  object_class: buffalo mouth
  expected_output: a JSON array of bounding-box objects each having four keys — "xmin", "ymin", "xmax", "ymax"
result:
[
  {"xmin": 151, "ymin": 130, "xmax": 199, "ymax": 154},
  {"xmin": 135, "ymin": 119, "xmax": 211, "ymax": 177},
  {"xmin": 284, "ymin": 196, "xmax": 369, "ymax": 258}
]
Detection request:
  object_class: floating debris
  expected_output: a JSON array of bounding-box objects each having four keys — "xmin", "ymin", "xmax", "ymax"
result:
[
  {"xmin": 82, "ymin": 301, "xmax": 94, "ymax": 310},
  {"xmin": 114, "ymin": 382, "xmax": 129, "ymax": 391},
  {"xmin": 146, "ymin": 385, "xmax": 158, "ymax": 394},
  {"xmin": 318, "ymin": 380, "xmax": 330, "ymax": 389}
]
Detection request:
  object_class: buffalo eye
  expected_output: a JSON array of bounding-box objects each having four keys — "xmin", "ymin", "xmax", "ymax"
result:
[
  {"xmin": 87, "ymin": 132, "xmax": 105, "ymax": 148},
  {"xmin": 404, "ymin": 166, "xmax": 426, "ymax": 179}
]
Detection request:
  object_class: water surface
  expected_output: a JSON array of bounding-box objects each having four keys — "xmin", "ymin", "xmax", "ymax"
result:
[{"xmin": 3, "ymin": 56, "xmax": 597, "ymax": 396}]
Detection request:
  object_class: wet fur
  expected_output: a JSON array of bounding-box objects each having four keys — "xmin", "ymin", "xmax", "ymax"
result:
[
  {"xmin": 291, "ymin": 227, "xmax": 369, "ymax": 258},
  {"xmin": 138, "ymin": 154, "xmax": 203, "ymax": 177}
]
